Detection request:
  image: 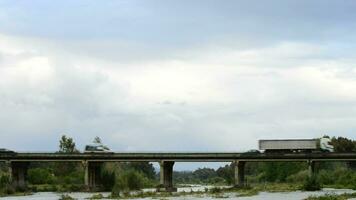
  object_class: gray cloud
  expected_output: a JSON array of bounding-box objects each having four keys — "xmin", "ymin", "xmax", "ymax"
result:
[{"xmin": 1, "ymin": 1, "xmax": 356, "ymax": 170}]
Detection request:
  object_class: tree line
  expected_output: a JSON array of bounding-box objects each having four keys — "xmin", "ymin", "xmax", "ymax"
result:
[{"xmin": 1, "ymin": 135, "xmax": 356, "ymax": 195}]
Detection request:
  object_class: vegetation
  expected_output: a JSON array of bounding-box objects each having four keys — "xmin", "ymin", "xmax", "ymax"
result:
[
  {"xmin": 1, "ymin": 135, "xmax": 356, "ymax": 198},
  {"xmin": 59, "ymin": 194, "xmax": 76, "ymax": 200},
  {"xmin": 301, "ymin": 176, "xmax": 321, "ymax": 191},
  {"xmin": 305, "ymin": 193, "xmax": 356, "ymax": 200}
]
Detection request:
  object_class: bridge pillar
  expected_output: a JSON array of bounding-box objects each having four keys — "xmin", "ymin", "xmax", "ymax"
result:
[
  {"xmin": 234, "ymin": 161, "xmax": 246, "ymax": 187},
  {"xmin": 11, "ymin": 162, "xmax": 29, "ymax": 189},
  {"xmin": 308, "ymin": 160, "xmax": 315, "ymax": 178},
  {"xmin": 157, "ymin": 161, "xmax": 177, "ymax": 192},
  {"xmin": 83, "ymin": 161, "xmax": 103, "ymax": 190}
]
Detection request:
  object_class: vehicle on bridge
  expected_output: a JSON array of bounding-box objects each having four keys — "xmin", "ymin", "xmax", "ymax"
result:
[
  {"xmin": 259, "ymin": 137, "xmax": 334, "ymax": 153},
  {"xmin": 84, "ymin": 143, "xmax": 112, "ymax": 153},
  {"xmin": 0, "ymin": 148, "xmax": 16, "ymax": 154}
]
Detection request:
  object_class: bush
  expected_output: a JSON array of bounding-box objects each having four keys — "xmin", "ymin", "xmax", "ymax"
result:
[
  {"xmin": 317, "ymin": 170, "xmax": 335, "ymax": 185},
  {"xmin": 28, "ymin": 168, "xmax": 55, "ymax": 184},
  {"xmin": 111, "ymin": 170, "xmax": 147, "ymax": 197},
  {"xmin": 59, "ymin": 194, "xmax": 76, "ymax": 200},
  {"xmin": 286, "ymin": 170, "xmax": 308, "ymax": 183},
  {"xmin": 302, "ymin": 176, "xmax": 321, "ymax": 191},
  {"xmin": 0, "ymin": 173, "xmax": 11, "ymax": 188}
]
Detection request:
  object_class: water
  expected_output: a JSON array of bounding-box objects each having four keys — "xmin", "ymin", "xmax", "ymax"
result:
[{"xmin": 0, "ymin": 187, "xmax": 354, "ymax": 200}]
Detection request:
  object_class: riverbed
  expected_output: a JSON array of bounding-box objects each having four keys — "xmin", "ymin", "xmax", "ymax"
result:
[{"xmin": 0, "ymin": 187, "xmax": 355, "ymax": 200}]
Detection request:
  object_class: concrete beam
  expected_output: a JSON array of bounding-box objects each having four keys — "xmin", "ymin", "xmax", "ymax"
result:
[
  {"xmin": 157, "ymin": 161, "xmax": 177, "ymax": 192},
  {"xmin": 234, "ymin": 161, "xmax": 246, "ymax": 187}
]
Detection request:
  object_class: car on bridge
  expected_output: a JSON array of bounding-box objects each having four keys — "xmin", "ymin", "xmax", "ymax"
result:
[
  {"xmin": 0, "ymin": 148, "xmax": 16, "ymax": 154},
  {"xmin": 243, "ymin": 149, "xmax": 261, "ymax": 155},
  {"xmin": 84, "ymin": 143, "xmax": 113, "ymax": 153}
]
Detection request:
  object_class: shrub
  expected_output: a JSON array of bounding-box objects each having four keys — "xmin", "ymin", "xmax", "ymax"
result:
[
  {"xmin": 59, "ymin": 194, "xmax": 76, "ymax": 200},
  {"xmin": 302, "ymin": 176, "xmax": 321, "ymax": 191},
  {"xmin": 317, "ymin": 170, "xmax": 335, "ymax": 185},
  {"xmin": 111, "ymin": 170, "xmax": 147, "ymax": 197},
  {"xmin": 0, "ymin": 173, "xmax": 11, "ymax": 188},
  {"xmin": 286, "ymin": 170, "xmax": 308, "ymax": 183},
  {"xmin": 28, "ymin": 168, "xmax": 55, "ymax": 184}
]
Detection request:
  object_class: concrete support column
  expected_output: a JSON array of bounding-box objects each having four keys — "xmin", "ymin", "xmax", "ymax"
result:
[
  {"xmin": 83, "ymin": 161, "xmax": 89, "ymax": 187},
  {"xmin": 234, "ymin": 161, "xmax": 246, "ymax": 187},
  {"xmin": 157, "ymin": 161, "xmax": 177, "ymax": 192},
  {"xmin": 83, "ymin": 161, "xmax": 103, "ymax": 190},
  {"xmin": 308, "ymin": 160, "xmax": 315, "ymax": 178},
  {"xmin": 11, "ymin": 162, "xmax": 29, "ymax": 189}
]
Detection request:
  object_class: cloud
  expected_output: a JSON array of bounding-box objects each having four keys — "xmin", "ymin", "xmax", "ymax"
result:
[{"xmin": 1, "ymin": 32, "xmax": 356, "ymax": 160}]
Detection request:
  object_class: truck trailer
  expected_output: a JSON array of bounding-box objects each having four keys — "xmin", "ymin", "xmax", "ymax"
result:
[{"xmin": 259, "ymin": 137, "xmax": 334, "ymax": 153}]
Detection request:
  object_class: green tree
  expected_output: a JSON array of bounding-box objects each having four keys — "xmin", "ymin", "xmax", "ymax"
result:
[
  {"xmin": 28, "ymin": 168, "xmax": 55, "ymax": 184},
  {"xmin": 93, "ymin": 136, "xmax": 102, "ymax": 144},
  {"xmin": 216, "ymin": 164, "xmax": 234, "ymax": 185},
  {"xmin": 193, "ymin": 168, "xmax": 217, "ymax": 181},
  {"xmin": 55, "ymin": 135, "xmax": 82, "ymax": 178},
  {"xmin": 59, "ymin": 135, "xmax": 79, "ymax": 153},
  {"xmin": 125, "ymin": 162, "xmax": 156, "ymax": 179},
  {"xmin": 331, "ymin": 137, "xmax": 356, "ymax": 169}
]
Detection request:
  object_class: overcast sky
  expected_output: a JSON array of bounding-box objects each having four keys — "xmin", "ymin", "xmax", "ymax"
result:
[{"xmin": 1, "ymin": 1, "xmax": 356, "ymax": 170}]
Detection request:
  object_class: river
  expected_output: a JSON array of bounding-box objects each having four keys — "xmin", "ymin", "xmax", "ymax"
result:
[{"xmin": 0, "ymin": 186, "xmax": 355, "ymax": 200}]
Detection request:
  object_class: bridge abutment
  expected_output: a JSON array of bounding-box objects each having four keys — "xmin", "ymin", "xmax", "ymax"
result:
[
  {"xmin": 157, "ymin": 161, "xmax": 176, "ymax": 192},
  {"xmin": 234, "ymin": 161, "xmax": 246, "ymax": 187},
  {"xmin": 83, "ymin": 161, "xmax": 103, "ymax": 190},
  {"xmin": 10, "ymin": 162, "xmax": 29, "ymax": 189}
]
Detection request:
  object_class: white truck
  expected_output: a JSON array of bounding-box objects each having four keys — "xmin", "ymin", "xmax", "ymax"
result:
[{"xmin": 259, "ymin": 137, "xmax": 334, "ymax": 153}]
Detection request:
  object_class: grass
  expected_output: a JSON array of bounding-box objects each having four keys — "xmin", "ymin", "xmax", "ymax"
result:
[{"xmin": 304, "ymin": 192, "xmax": 356, "ymax": 200}]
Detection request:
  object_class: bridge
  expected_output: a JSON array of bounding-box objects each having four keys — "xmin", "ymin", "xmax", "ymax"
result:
[{"xmin": 1, "ymin": 152, "xmax": 356, "ymax": 191}]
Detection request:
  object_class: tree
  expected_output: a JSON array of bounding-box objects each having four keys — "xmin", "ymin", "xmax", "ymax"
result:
[
  {"xmin": 331, "ymin": 137, "xmax": 356, "ymax": 169},
  {"xmin": 55, "ymin": 135, "xmax": 81, "ymax": 177},
  {"xmin": 59, "ymin": 135, "xmax": 79, "ymax": 153},
  {"xmin": 93, "ymin": 136, "xmax": 102, "ymax": 144},
  {"xmin": 126, "ymin": 162, "xmax": 156, "ymax": 179},
  {"xmin": 216, "ymin": 164, "xmax": 234, "ymax": 185}
]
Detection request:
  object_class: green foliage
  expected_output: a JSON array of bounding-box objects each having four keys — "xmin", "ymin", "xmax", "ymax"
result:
[
  {"xmin": 111, "ymin": 170, "xmax": 147, "ymax": 196},
  {"xmin": 216, "ymin": 164, "xmax": 234, "ymax": 185},
  {"xmin": 0, "ymin": 173, "xmax": 11, "ymax": 188},
  {"xmin": 59, "ymin": 135, "xmax": 79, "ymax": 153},
  {"xmin": 0, "ymin": 172, "xmax": 14, "ymax": 195},
  {"xmin": 28, "ymin": 168, "xmax": 55, "ymax": 184},
  {"xmin": 286, "ymin": 170, "xmax": 308, "ymax": 183},
  {"xmin": 261, "ymin": 162, "xmax": 306, "ymax": 182},
  {"xmin": 331, "ymin": 137, "xmax": 356, "ymax": 169},
  {"xmin": 305, "ymin": 193, "xmax": 356, "ymax": 200},
  {"xmin": 101, "ymin": 168, "xmax": 116, "ymax": 191},
  {"xmin": 55, "ymin": 135, "xmax": 82, "ymax": 179},
  {"xmin": 88, "ymin": 193, "xmax": 104, "ymax": 199},
  {"xmin": 125, "ymin": 162, "xmax": 156, "ymax": 179},
  {"xmin": 193, "ymin": 168, "xmax": 217, "ymax": 181},
  {"xmin": 59, "ymin": 194, "xmax": 76, "ymax": 200},
  {"xmin": 302, "ymin": 176, "xmax": 321, "ymax": 191}
]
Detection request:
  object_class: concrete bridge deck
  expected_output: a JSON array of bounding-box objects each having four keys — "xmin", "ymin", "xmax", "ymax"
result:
[
  {"xmin": 1, "ymin": 152, "xmax": 356, "ymax": 162},
  {"xmin": 1, "ymin": 152, "xmax": 355, "ymax": 191}
]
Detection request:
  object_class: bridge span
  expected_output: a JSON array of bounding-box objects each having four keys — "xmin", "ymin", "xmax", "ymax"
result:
[{"xmin": 1, "ymin": 152, "xmax": 356, "ymax": 191}]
